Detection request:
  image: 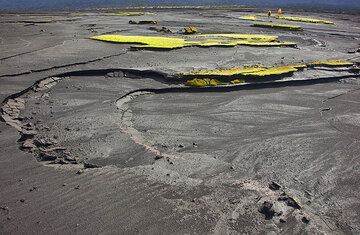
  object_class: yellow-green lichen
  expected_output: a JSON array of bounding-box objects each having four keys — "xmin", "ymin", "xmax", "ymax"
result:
[
  {"xmin": 188, "ymin": 34, "xmax": 278, "ymax": 42},
  {"xmin": 180, "ymin": 64, "xmax": 306, "ymax": 77},
  {"xmin": 180, "ymin": 66, "xmax": 266, "ymax": 76},
  {"xmin": 309, "ymin": 60, "xmax": 353, "ymax": 67},
  {"xmin": 274, "ymin": 15, "xmax": 334, "ymax": 24},
  {"xmin": 90, "ymin": 34, "xmax": 296, "ymax": 49},
  {"xmin": 181, "ymin": 61, "xmax": 353, "ymax": 87},
  {"xmin": 252, "ymin": 23, "xmax": 303, "ymax": 31},
  {"xmin": 230, "ymin": 79, "xmax": 245, "ymax": 84},
  {"xmin": 185, "ymin": 78, "xmax": 228, "ymax": 87},
  {"xmin": 90, "ymin": 35, "xmax": 187, "ymax": 49},
  {"xmin": 239, "ymin": 15, "xmax": 264, "ymax": 21}
]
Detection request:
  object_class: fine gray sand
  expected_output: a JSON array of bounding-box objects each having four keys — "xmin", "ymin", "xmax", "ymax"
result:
[{"xmin": 1, "ymin": 9, "xmax": 360, "ymax": 234}]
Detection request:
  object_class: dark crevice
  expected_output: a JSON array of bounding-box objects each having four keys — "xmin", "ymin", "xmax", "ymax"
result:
[{"xmin": 0, "ymin": 51, "xmax": 128, "ymax": 78}]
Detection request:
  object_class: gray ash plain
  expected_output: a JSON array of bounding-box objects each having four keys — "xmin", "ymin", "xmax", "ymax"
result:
[{"xmin": 1, "ymin": 8, "xmax": 360, "ymax": 234}]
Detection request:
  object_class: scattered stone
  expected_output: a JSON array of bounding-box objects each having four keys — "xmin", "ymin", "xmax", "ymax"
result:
[
  {"xmin": 149, "ymin": 26, "xmax": 172, "ymax": 33},
  {"xmin": 21, "ymin": 128, "xmax": 37, "ymax": 137},
  {"xmin": 269, "ymin": 181, "xmax": 281, "ymax": 191},
  {"xmin": 278, "ymin": 195, "xmax": 301, "ymax": 209},
  {"xmin": 42, "ymin": 146, "xmax": 67, "ymax": 152},
  {"xmin": 154, "ymin": 155, "xmax": 163, "ymax": 160},
  {"xmin": 39, "ymin": 153, "xmax": 57, "ymax": 161},
  {"xmin": 62, "ymin": 183, "xmax": 67, "ymax": 187},
  {"xmin": 178, "ymin": 144, "xmax": 184, "ymax": 148},
  {"xmin": 193, "ymin": 142, "xmax": 198, "ymax": 147},
  {"xmin": 302, "ymin": 216, "xmax": 310, "ymax": 224},
  {"xmin": 84, "ymin": 162, "xmax": 100, "ymax": 169},
  {"xmin": 0, "ymin": 206, "xmax": 9, "ymax": 212},
  {"xmin": 129, "ymin": 20, "xmax": 157, "ymax": 24},
  {"xmin": 65, "ymin": 155, "xmax": 78, "ymax": 164},
  {"xmin": 74, "ymin": 185, "xmax": 80, "ymax": 190},
  {"xmin": 304, "ymin": 190, "xmax": 313, "ymax": 198},
  {"xmin": 166, "ymin": 173, "xmax": 170, "ymax": 176},
  {"xmin": 54, "ymin": 158, "xmax": 69, "ymax": 164},
  {"xmin": 22, "ymin": 139, "xmax": 37, "ymax": 150},
  {"xmin": 76, "ymin": 169, "xmax": 84, "ymax": 175},
  {"xmin": 20, "ymin": 199, "xmax": 25, "ymax": 203},
  {"xmin": 321, "ymin": 107, "xmax": 332, "ymax": 111},
  {"xmin": 259, "ymin": 201, "xmax": 276, "ymax": 220},
  {"xmin": 29, "ymin": 186, "xmax": 38, "ymax": 192},
  {"xmin": 229, "ymin": 198, "xmax": 241, "ymax": 204},
  {"xmin": 279, "ymin": 218, "xmax": 286, "ymax": 223}
]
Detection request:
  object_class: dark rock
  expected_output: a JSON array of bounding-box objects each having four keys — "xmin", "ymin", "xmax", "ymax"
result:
[
  {"xmin": 74, "ymin": 185, "xmax": 80, "ymax": 190},
  {"xmin": 20, "ymin": 199, "xmax": 25, "ymax": 203},
  {"xmin": 302, "ymin": 216, "xmax": 310, "ymax": 224},
  {"xmin": 76, "ymin": 169, "xmax": 84, "ymax": 175},
  {"xmin": 269, "ymin": 181, "xmax": 281, "ymax": 191},
  {"xmin": 154, "ymin": 155, "xmax": 163, "ymax": 160},
  {"xmin": 39, "ymin": 153, "xmax": 57, "ymax": 161},
  {"xmin": 29, "ymin": 186, "xmax": 37, "ymax": 192},
  {"xmin": 229, "ymin": 198, "xmax": 241, "ymax": 204},
  {"xmin": 279, "ymin": 218, "xmax": 286, "ymax": 223},
  {"xmin": 0, "ymin": 206, "xmax": 9, "ymax": 212},
  {"xmin": 21, "ymin": 129, "xmax": 37, "ymax": 137},
  {"xmin": 278, "ymin": 195, "xmax": 301, "ymax": 209},
  {"xmin": 84, "ymin": 162, "xmax": 100, "ymax": 169},
  {"xmin": 304, "ymin": 190, "xmax": 313, "ymax": 198},
  {"xmin": 178, "ymin": 144, "xmax": 184, "ymax": 148},
  {"xmin": 259, "ymin": 201, "xmax": 276, "ymax": 220},
  {"xmin": 22, "ymin": 139, "xmax": 37, "ymax": 150},
  {"xmin": 54, "ymin": 158, "xmax": 69, "ymax": 164},
  {"xmin": 65, "ymin": 155, "xmax": 78, "ymax": 163}
]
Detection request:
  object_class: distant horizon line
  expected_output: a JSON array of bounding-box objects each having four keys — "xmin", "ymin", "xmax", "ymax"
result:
[{"xmin": 0, "ymin": 3, "xmax": 359, "ymax": 13}]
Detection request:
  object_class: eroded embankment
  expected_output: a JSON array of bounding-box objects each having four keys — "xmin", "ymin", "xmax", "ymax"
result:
[{"xmin": 1, "ymin": 63, "xmax": 360, "ymax": 170}]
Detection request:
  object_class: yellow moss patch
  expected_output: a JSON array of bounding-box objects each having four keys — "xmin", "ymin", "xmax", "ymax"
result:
[
  {"xmin": 185, "ymin": 78, "xmax": 228, "ymax": 87},
  {"xmin": 180, "ymin": 66, "xmax": 266, "ymax": 76},
  {"xmin": 274, "ymin": 15, "xmax": 334, "ymax": 24},
  {"xmin": 232, "ymin": 40, "xmax": 297, "ymax": 47},
  {"xmin": 184, "ymin": 26, "xmax": 198, "ymax": 34},
  {"xmin": 230, "ymin": 79, "xmax": 245, "ymax": 84},
  {"xmin": 241, "ymin": 65, "xmax": 301, "ymax": 76},
  {"xmin": 181, "ymin": 60, "xmax": 353, "ymax": 87},
  {"xmin": 91, "ymin": 34, "xmax": 296, "ymax": 49},
  {"xmin": 188, "ymin": 34, "xmax": 278, "ymax": 42},
  {"xmin": 90, "ymin": 35, "xmax": 187, "ymax": 49},
  {"xmin": 309, "ymin": 60, "xmax": 353, "ymax": 67},
  {"xmin": 239, "ymin": 15, "xmax": 264, "ymax": 21},
  {"xmin": 179, "ymin": 64, "xmax": 307, "ymax": 77},
  {"xmin": 253, "ymin": 23, "xmax": 303, "ymax": 31}
]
